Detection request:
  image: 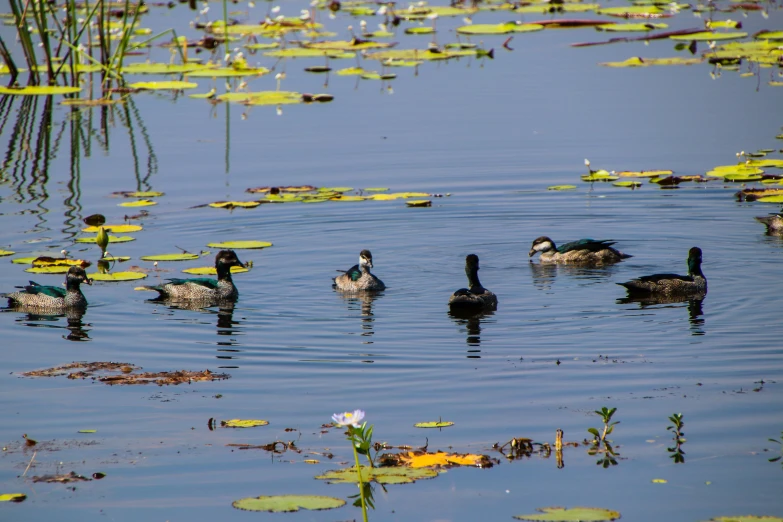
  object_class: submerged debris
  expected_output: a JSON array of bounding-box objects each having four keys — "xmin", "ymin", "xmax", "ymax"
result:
[
  {"xmin": 32, "ymin": 471, "xmax": 92, "ymax": 483},
  {"xmin": 22, "ymin": 362, "xmax": 230, "ymax": 386}
]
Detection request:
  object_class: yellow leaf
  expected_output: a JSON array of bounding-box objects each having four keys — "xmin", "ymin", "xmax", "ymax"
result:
[
  {"xmin": 397, "ymin": 451, "xmax": 487, "ymax": 468},
  {"xmin": 221, "ymin": 419, "xmax": 270, "ymax": 428}
]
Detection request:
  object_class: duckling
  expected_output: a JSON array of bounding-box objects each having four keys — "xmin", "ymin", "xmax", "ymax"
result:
[
  {"xmin": 333, "ymin": 250, "xmax": 386, "ymax": 291},
  {"xmin": 138, "ymin": 250, "xmax": 245, "ymax": 300},
  {"xmin": 755, "ymin": 213, "xmax": 783, "ymax": 234},
  {"xmin": 448, "ymin": 254, "xmax": 498, "ymax": 311},
  {"xmin": 529, "ymin": 236, "xmax": 631, "ymax": 265},
  {"xmin": 618, "ymin": 247, "xmax": 707, "ymax": 296},
  {"xmin": 3, "ymin": 266, "xmax": 91, "ymax": 308}
]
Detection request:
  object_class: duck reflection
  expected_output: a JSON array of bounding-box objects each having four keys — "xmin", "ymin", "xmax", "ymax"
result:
[
  {"xmin": 335, "ymin": 291, "xmax": 380, "ymax": 341},
  {"xmin": 529, "ymin": 262, "xmax": 619, "ymax": 292},
  {"xmin": 617, "ymin": 293, "xmax": 706, "ymax": 336},
  {"xmin": 147, "ymin": 299, "xmax": 243, "ymax": 354},
  {"xmin": 448, "ymin": 309, "xmax": 494, "ymax": 357},
  {"xmin": 5, "ymin": 306, "xmax": 91, "ymax": 341}
]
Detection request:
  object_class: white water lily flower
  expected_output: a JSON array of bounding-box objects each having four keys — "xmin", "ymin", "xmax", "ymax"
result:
[
  {"xmin": 377, "ymin": 5, "xmax": 387, "ymax": 15},
  {"xmin": 332, "ymin": 410, "xmax": 365, "ymax": 427},
  {"xmin": 379, "ymin": 23, "xmax": 387, "ymax": 32},
  {"xmin": 463, "ymin": 17, "xmax": 472, "ymax": 24},
  {"xmin": 271, "ymin": 5, "xmax": 280, "ymax": 13},
  {"xmin": 276, "ymin": 106, "xmax": 283, "ymax": 116},
  {"xmin": 310, "ymin": 0, "xmax": 318, "ymax": 6},
  {"xmin": 275, "ymin": 14, "xmax": 285, "ymax": 21},
  {"xmin": 427, "ymin": 12, "xmax": 438, "ymax": 20},
  {"xmin": 249, "ymin": 1, "xmax": 255, "ymax": 7},
  {"xmin": 584, "ymin": 159, "xmax": 591, "ymax": 167}
]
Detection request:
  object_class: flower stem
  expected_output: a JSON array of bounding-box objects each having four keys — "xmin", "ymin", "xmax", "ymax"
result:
[{"xmin": 351, "ymin": 437, "xmax": 369, "ymax": 522}]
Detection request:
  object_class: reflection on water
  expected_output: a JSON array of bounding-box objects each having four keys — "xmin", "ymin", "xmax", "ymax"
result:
[
  {"xmin": 529, "ymin": 262, "xmax": 620, "ymax": 292},
  {"xmin": 4, "ymin": 306, "xmax": 91, "ymax": 342},
  {"xmin": 448, "ymin": 309, "xmax": 494, "ymax": 356},
  {"xmin": 617, "ymin": 294, "xmax": 706, "ymax": 336},
  {"xmin": 336, "ymin": 291, "xmax": 381, "ymax": 342}
]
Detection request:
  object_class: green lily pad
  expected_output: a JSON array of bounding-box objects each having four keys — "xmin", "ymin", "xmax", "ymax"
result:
[
  {"xmin": 221, "ymin": 419, "xmax": 269, "ymax": 428},
  {"xmin": 457, "ymin": 22, "xmax": 544, "ymax": 35},
  {"xmin": 88, "ymin": 271, "xmax": 148, "ymax": 281},
  {"xmin": 83, "ymin": 224, "xmax": 142, "ymax": 233},
  {"xmin": 0, "ymin": 250, "xmax": 14, "ymax": 257},
  {"xmin": 0, "ymin": 86, "xmax": 81, "ymax": 96},
  {"xmin": 414, "ymin": 421, "xmax": 454, "ymax": 428},
  {"xmin": 186, "ymin": 67, "xmax": 270, "ymax": 78},
  {"xmin": 233, "ymin": 495, "xmax": 345, "ymax": 513},
  {"xmin": 405, "ymin": 26, "xmax": 436, "ymax": 35},
  {"xmin": 122, "ymin": 62, "xmax": 206, "ymax": 75},
  {"xmin": 670, "ymin": 31, "xmax": 748, "ymax": 41},
  {"xmin": 140, "ymin": 253, "xmax": 200, "ymax": 262},
  {"xmin": 11, "ymin": 257, "xmax": 37, "ymax": 264},
  {"xmin": 0, "ymin": 493, "xmax": 26, "ymax": 502},
  {"xmin": 208, "ymin": 200, "xmax": 261, "ymax": 208},
  {"xmin": 582, "ymin": 170, "xmax": 618, "ymax": 182},
  {"xmin": 182, "ymin": 266, "xmax": 249, "ymax": 275},
  {"xmin": 218, "ymin": 91, "xmax": 303, "ymax": 106},
  {"xmin": 371, "ymin": 192, "xmax": 430, "ymax": 200},
  {"xmin": 320, "ymin": 187, "xmax": 353, "ymax": 193},
  {"xmin": 747, "ymin": 159, "xmax": 783, "ymax": 168},
  {"xmin": 119, "ymin": 199, "xmax": 157, "ymax": 207},
  {"xmin": 315, "ymin": 465, "xmax": 438, "ymax": 484},
  {"xmin": 75, "ymin": 235, "xmax": 135, "ymax": 243},
  {"xmin": 513, "ymin": 506, "xmax": 621, "ymax": 521},
  {"xmin": 264, "ymin": 48, "xmax": 355, "ymax": 59},
  {"xmin": 600, "ymin": 56, "xmax": 702, "ymax": 67},
  {"xmin": 364, "ymin": 187, "xmax": 389, "ymax": 192},
  {"xmin": 336, "ymin": 66, "xmax": 366, "ymax": 76},
  {"xmin": 597, "ymin": 22, "xmax": 668, "ymax": 32},
  {"xmin": 305, "ymin": 40, "xmax": 394, "ymax": 51},
  {"xmin": 613, "ymin": 181, "xmax": 642, "ymax": 188},
  {"xmin": 361, "ymin": 72, "xmax": 397, "ymax": 80},
  {"xmin": 723, "ymin": 173, "xmax": 763, "ymax": 182},
  {"xmin": 102, "ymin": 256, "xmax": 131, "ymax": 262},
  {"xmin": 755, "ymin": 31, "xmax": 783, "ymax": 40},
  {"xmin": 598, "ymin": 5, "xmax": 663, "ymax": 16},
  {"xmin": 128, "ymin": 81, "xmax": 198, "ymax": 90},
  {"xmin": 206, "ymin": 240, "xmax": 272, "ymax": 249},
  {"xmin": 25, "ymin": 266, "xmax": 70, "ymax": 274},
  {"xmin": 406, "ymin": 200, "xmax": 432, "ymax": 207},
  {"xmin": 757, "ymin": 195, "xmax": 783, "ymax": 203},
  {"xmin": 117, "ymin": 191, "xmax": 164, "ymax": 197},
  {"xmin": 78, "ymin": 429, "xmax": 97, "ymax": 433},
  {"xmin": 548, "ymin": 185, "xmax": 577, "ymax": 191}
]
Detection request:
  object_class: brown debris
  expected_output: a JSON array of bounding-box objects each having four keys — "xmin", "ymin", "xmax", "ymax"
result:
[
  {"xmin": 22, "ymin": 362, "xmax": 230, "ymax": 386},
  {"xmin": 32, "ymin": 471, "xmax": 92, "ymax": 483}
]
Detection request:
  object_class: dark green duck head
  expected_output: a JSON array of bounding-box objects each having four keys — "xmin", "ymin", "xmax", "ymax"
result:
[
  {"xmin": 529, "ymin": 236, "xmax": 555, "ymax": 257},
  {"xmin": 215, "ymin": 250, "xmax": 245, "ymax": 281},
  {"xmin": 687, "ymin": 246, "xmax": 703, "ymax": 277},
  {"xmin": 66, "ymin": 266, "xmax": 92, "ymax": 290}
]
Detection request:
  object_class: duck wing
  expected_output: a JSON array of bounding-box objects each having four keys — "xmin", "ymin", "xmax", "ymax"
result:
[{"xmin": 558, "ymin": 239, "xmax": 616, "ymax": 254}]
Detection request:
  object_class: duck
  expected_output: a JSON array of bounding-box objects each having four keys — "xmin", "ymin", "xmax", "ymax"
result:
[
  {"xmin": 755, "ymin": 213, "xmax": 783, "ymax": 234},
  {"xmin": 618, "ymin": 247, "xmax": 707, "ymax": 296},
  {"xmin": 529, "ymin": 236, "xmax": 631, "ymax": 265},
  {"xmin": 138, "ymin": 250, "xmax": 245, "ymax": 300},
  {"xmin": 333, "ymin": 249, "xmax": 386, "ymax": 291},
  {"xmin": 448, "ymin": 254, "xmax": 498, "ymax": 311},
  {"xmin": 3, "ymin": 266, "xmax": 91, "ymax": 308}
]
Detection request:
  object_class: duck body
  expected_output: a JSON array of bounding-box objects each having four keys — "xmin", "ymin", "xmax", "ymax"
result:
[
  {"xmin": 448, "ymin": 254, "xmax": 498, "ymax": 312},
  {"xmin": 755, "ymin": 213, "xmax": 783, "ymax": 233},
  {"xmin": 3, "ymin": 266, "xmax": 91, "ymax": 309},
  {"xmin": 529, "ymin": 236, "xmax": 631, "ymax": 265},
  {"xmin": 333, "ymin": 250, "xmax": 386, "ymax": 292},
  {"xmin": 139, "ymin": 250, "xmax": 244, "ymax": 301},
  {"xmin": 618, "ymin": 247, "xmax": 707, "ymax": 297}
]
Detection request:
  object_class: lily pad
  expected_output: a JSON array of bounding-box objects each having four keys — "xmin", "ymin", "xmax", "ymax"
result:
[
  {"xmin": 0, "ymin": 493, "xmax": 26, "ymax": 502},
  {"xmin": 414, "ymin": 421, "xmax": 454, "ymax": 428},
  {"xmin": 182, "ymin": 266, "xmax": 249, "ymax": 275},
  {"xmin": 78, "ymin": 429, "xmax": 97, "ymax": 433},
  {"xmin": 613, "ymin": 181, "xmax": 642, "ymax": 188},
  {"xmin": 0, "ymin": 86, "xmax": 81, "ymax": 96},
  {"xmin": 128, "ymin": 81, "xmax": 198, "ymax": 90},
  {"xmin": 25, "ymin": 266, "xmax": 71, "ymax": 274},
  {"xmin": 405, "ymin": 27, "xmax": 436, "ymax": 35},
  {"xmin": 457, "ymin": 22, "xmax": 544, "ymax": 35},
  {"xmin": 394, "ymin": 450, "xmax": 490, "ymax": 468},
  {"xmin": 88, "ymin": 271, "xmax": 148, "ymax": 281},
  {"xmin": 186, "ymin": 67, "xmax": 270, "ymax": 78},
  {"xmin": 221, "ymin": 419, "xmax": 269, "ymax": 428},
  {"xmin": 315, "ymin": 465, "xmax": 438, "ymax": 484},
  {"xmin": 207, "ymin": 240, "xmax": 272, "ymax": 249},
  {"xmin": 83, "ymin": 224, "xmax": 142, "ymax": 233},
  {"xmin": 406, "ymin": 200, "xmax": 432, "ymax": 207},
  {"xmin": 119, "ymin": 199, "xmax": 157, "ymax": 207},
  {"xmin": 361, "ymin": 72, "xmax": 397, "ymax": 80},
  {"xmin": 0, "ymin": 250, "xmax": 15, "ymax": 257},
  {"xmin": 371, "ymin": 192, "xmax": 430, "ymax": 200},
  {"xmin": 140, "ymin": 253, "xmax": 200, "ymax": 262},
  {"xmin": 597, "ymin": 22, "xmax": 668, "ymax": 32},
  {"xmin": 513, "ymin": 506, "xmax": 621, "ymax": 521},
  {"xmin": 233, "ymin": 495, "xmax": 345, "ymax": 512},
  {"xmin": 12, "ymin": 257, "xmax": 38, "ymax": 264},
  {"xmin": 114, "ymin": 191, "xmax": 164, "ymax": 197},
  {"xmin": 102, "ymin": 256, "xmax": 131, "ymax": 262},
  {"xmin": 208, "ymin": 200, "xmax": 261, "ymax": 208},
  {"xmin": 670, "ymin": 31, "xmax": 748, "ymax": 41},
  {"xmin": 548, "ymin": 185, "xmax": 577, "ymax": 191},
  {"xmin": 618, "ymin": 170, "xmax": 673, "ymax": 177},
  {"xmin": 600, "ymin": 56, "xmax": 702, "ymax": 67},
  {"xmin": 336, "ymin": 66, "xmax": 366, "ymax": 76},
  {"xmin": 364, "ymin": 187, "xmax": 389, "ymax": 192},
  {"xmin": 757, "ymin": 195, "xmax": 783, "ymax": 203},
  {"xmin": 75, "ymin": 235, "xmax": 135, "ymax": 243},
  {"xmin": 598, "ymin": 5, "xmax": 663, "ymax": 16}
]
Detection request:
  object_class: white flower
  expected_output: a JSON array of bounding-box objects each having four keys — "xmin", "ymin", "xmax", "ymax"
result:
[
  {"xmin": 463, "ymin": 17, "xmax": 472, "ymax": 24},
  {"xmin": 275, "ymin": 72, "xmax": 283, "ymax": 80},
  {"xmin": 271, "ymin": 5, "xmax": 280, "ymax": 13},
  {"xmin": 584, "ymin": 159, "xmax": 591, "ymax": 167},
  {"xmin": 360, "ymin": 20, "xmax": 367, "ymax": 29},
  {"xmin": 377, "ymin": 5, "xmax": 387, "ymax": 15},
  {"xmin": 310, "ymin": 0, "xmax": 319, "ymax": 6},
  {"xmin": 329, "ymin": 12, "xmax": 336, "ymax": 19},
  {"xmin": 248, "ymin": 1, "xmax": 255, "ymax": 7},
  {"xmin": 275, "ymin": 14, "xmax": 284, "ymax": 21},
  {"xmin": 61, "ymin": 249, "xmax": 68, "ymax": 257},
  {"xmin": 427, "ymin": 12, "xmax": 438, "ymax": 20},
  {"xmin": 276, "ymin": 106, "xmax": 283, "ymax": 116},
  {"xmin": 379, "ymin": 23, "xmax": 387, "ymax": 32},
  {"xmin": 332, "ymin": 410, "xmax": 365, "ymax": 427}
]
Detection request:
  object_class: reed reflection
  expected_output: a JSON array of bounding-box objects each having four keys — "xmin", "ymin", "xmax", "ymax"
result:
[
  {"xmin": 448, "ymin": 309, "xmax": 494, "ymax": 357},
  {"xmin": 617, "ymin": 294, "xmax": 706, "ymax": 336},
  {"xmin": 336, "ymin": 291, "xmax": 381, "ymax": 342},
  {"xmin": 5, "ymin": 306, "xmax": 91, "ymax": 341}
]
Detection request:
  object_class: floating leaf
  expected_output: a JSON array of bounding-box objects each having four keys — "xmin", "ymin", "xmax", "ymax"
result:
[
  {"xmin": 361, "ymin": 72, "xmax": 397, "ymax": 80},
  {"xmin": 320, "ymin": 187, "xmax": 354, "ymax": 193},
  {"xmin": 114, "ymin": 191, "xmax": 164, "ymax": 197},
  {"xmin": 395, "ymin": 450, "xmax": 488, "ymax": 468},
  {"xmin": 330, "ymin": 195, "xmax": 367, "ymax": 202},
  {"xmin": 670, "ymin": 31, "xmax": 748, "ymax": 41},
  {"xmin": 0, "ymin": 86, "xmax": 81, "ymax": 96},
  {"xmin": 83, "ymin": 213, "xmax": 106, "ymax": 226},
  {"xmin": 233, "ymin": 495, "xmax": 345, "ymax": 513},
  {"xmin": 140, "ymin": 253, "xmax": 200, "ymax": 262},
  {"xmin": 613, "ymin": 181, "xmax": 642, "ymax": 188},
  {"xmin": 514, "ymin": 507, "xmax": 621, "ymax": 521},
  {"xmin": 755, "ymin": 31, "xmax": 783, "ymax": 41},
  {"xmin": 78, "ymin": 429, "xmax": 97, "ymax": 433},
  {"xmin": 83, "ymin": 224, "xmax": 143, "ymax": 233},
  {"xmin": 221, "ymin": 419, "xmax": 270, "ymax": 428},
  {"xmin": 0, "ymin": 493, "xmax": 26, "ymax": 502},
  {"xmin": 652, "ymin": 478, "xmax": 668, "ymax": 483},
  {"xmin": 405, "ymin": 27, "xmax": 436, "ymax": 35},
  {"xmin": 32, "ymin": 257, "xmax": 90, "ymax": 268},
  {"xmin": 182, "ymin": 266, "xmax": 249, "ymax": 275},
  {"xmin": 75, "ymin": 235, "xmax": 135, "ymax": 243},
  {"xmin": 315, "ymin": 465, "xmax": 438, "ymax": 484},
  {"xmin": 598, "ymin": 5, "xmax": 663, "ymax": 16},
  {"xmin": 548, "ymin": 185, "xmax": 577, "ymax": 191},
  {"xmin": 128, "ymin": 81, "xmax": 198, "ymax": 90},
  {"xmin": 618, "ymin": 170, "xmax": 673, "ymax": 177},
  {"xmin": 406, "ymin": 200, "xmax": 432, "ymax": 207},
  {"xmin": 88, "ymin": 271, "xmax": 148, "ymax": 281},
  {"xmin": 304, "ymin": 65, "xmax": 331, "ymax": 73},
  {"xmin": 371, "ymin": 192, "xmax": 430, "ymax": 200},
  {"xmin": 457, "ymin": 22, "xmax": 544, "ymax": 35},
  {"xmin": 336, "ymin": 66, "xmax": 366, "ymax": 76},
  {"xmin": 0, "ymin": 250, "xmax": 15, "ymax": 257},
  {"xmin": 186, "ymin": 67, "xmax": 270, "ymax": 78},
  {"xmin": 414, "ymin": 421, "xmax": 454, "ymax": 428},
  {"xmin": 119, "ymin": 199, "xmax": 157, "ymax": 207},
  {"xmin": 102, "ymin": 256, "xmax": 131, "ymax": 262},
  {"xmin": 208, "ymin": 200, "xmax": 261, "ymax": 208},
  {"xmin": 11, "ymin": 257, "xmax": 38, "ymax": 264},
  {"xmin": 206, "ymin": 240, "xmax": 272, "ymax": 249},
  {"xmin": 363, "ymin": 187, "xmax": 389, "ymax": 192},
  {"xmin": 757, "ymin": 195, "xmax": 783, "ymax": 203},
  {"xmin": 598, "ymin": 22, "xmax": 668, "ymax": 32},
  {"xmin": 600, "ymin": 56, "xmax": 702, "ymax": 67},
  {"xmin": 25, "ymin": 266, "xmax": 70, "ymax": 274}
]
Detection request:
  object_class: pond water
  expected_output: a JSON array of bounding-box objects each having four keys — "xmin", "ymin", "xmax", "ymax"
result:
[{"xmin": 1, "ymin": 1, "xmax": 783, "ymax": 521}]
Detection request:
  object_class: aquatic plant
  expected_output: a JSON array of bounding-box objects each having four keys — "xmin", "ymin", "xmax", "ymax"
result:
[
  {"xmin": 588, "ymin": 406, "xmax": 619, "ymax": 443},
  {"xmin": 768, "ymin": 431, "xmax": 783, "ymax": 466},
  {"xmin": 332, "ymin": 409, "xmax": 373, "ymax": 522},
  {"xmin": 667, "ymin": 413, "xmax": 686, "ymax": 464}
]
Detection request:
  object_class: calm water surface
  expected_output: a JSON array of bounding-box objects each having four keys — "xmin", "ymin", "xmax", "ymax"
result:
[{"xmin": 1, "ymin": 2, "xmax": 782, "ymax": 520}]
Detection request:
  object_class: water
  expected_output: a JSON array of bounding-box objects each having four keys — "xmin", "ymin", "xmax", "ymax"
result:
[{"xmin": 1, "ymin": 2, "xmax": 783, "ymax": 520}]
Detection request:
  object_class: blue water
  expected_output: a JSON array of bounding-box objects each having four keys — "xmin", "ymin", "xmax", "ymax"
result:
[{"xmin": 1, "ymin": 1, "xmax": 782, "ymax": 520}]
